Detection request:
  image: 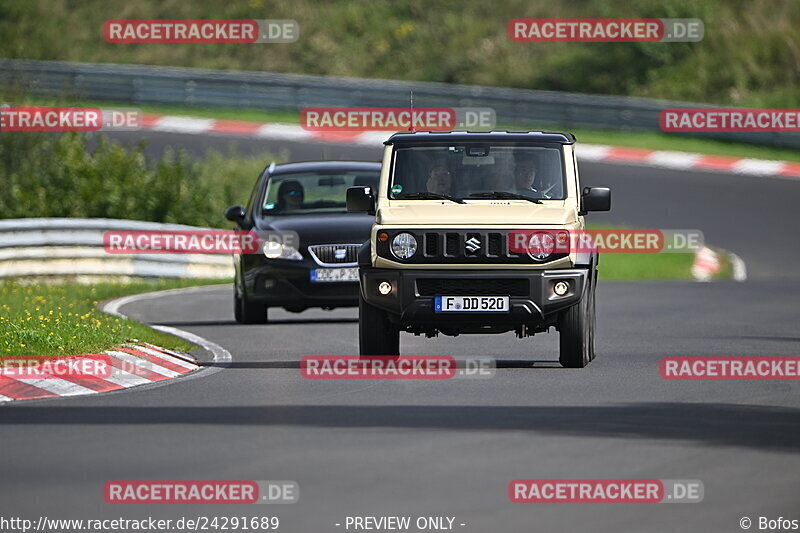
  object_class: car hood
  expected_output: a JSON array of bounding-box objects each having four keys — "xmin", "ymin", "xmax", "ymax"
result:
[
  {"xmin": 257, "ymin": 213, "xmax": 374, "ymax": 245},
  {"xmin": 376, "ymin": 201, "xmax": 578, "ymax": 226}
]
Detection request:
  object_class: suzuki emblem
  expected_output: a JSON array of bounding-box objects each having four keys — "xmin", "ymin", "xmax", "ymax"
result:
[{"xmin": 465, "ymin": 237, "xmax": 481, "ymax": 253}]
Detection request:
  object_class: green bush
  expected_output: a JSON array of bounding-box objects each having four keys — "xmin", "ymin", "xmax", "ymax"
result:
[{"xmin": 0, "ymin": 132, "xmax": 276, "ymax": 228}]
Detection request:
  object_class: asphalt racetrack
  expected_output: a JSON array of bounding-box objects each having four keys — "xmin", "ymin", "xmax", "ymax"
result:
[{"xmin": 1, "ymin": 131, "xmax": 799, "ymax": 533}]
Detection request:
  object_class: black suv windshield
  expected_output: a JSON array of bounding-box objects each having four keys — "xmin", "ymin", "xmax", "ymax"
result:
[
  {"xmin": 390, "ymin": 144, "xmax": 567, "ymax": 201},
  {"xmin": 263, "ymin": 171, "xmax": 380, "ymax": 215}
]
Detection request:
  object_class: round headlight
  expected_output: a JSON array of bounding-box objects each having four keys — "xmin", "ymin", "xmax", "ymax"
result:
[
  {"xmin": 263, "ymin": 240, "xmax": 283, "ymax": 259},
  {"xmin": 526, "ymin": 232, "xmax": 555, "ymax": 261},
  {"xmin": 391, "ymin": 233, "xmax": 417, "ymax": 259}
]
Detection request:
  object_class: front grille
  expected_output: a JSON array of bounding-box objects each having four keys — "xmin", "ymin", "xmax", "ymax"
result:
[
  {"xmin": 445, "ymin": 233, "xmax": 459, "ymax": 256},
  {"xmin": 417, "ymin": 278, "xmax": 529, "ymax": 297},
  {"xmin": 425, "ymin": 233, "xmax": 439, "ymax": 256},
  {"xmin": 487, "ymin": 233, "xmax": 502, "ymax": 256},
  {"xmin": 308, "ymin": 244, "xmax": 360, "ymax": 265},
  {"xmin": 378, "ymin": 230, "xmax": 568, "ymax": 264}
]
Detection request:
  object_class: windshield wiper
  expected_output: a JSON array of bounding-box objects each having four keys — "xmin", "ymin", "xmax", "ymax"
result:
[
  {"xmin": 397, "ymin": 192, "xmax": 466, "ymax": 204},
  {"xmin": 468, "ymin": 191, "xmax": 542, "ymax": 204}
]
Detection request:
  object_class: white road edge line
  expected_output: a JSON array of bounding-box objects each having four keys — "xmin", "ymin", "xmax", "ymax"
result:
[
  {"xmin": 125, "ymin": 344, "xmax": 198, "ymax": 369},
  {"xmin": 730, "ymin": 252, "xmax": 748, "ymax": 282}
]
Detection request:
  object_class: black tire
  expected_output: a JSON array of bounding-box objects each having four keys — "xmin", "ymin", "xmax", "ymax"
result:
[
  {"xmin": 588, "ymin": 268, "xmax": 597, "ymax": 361},
  {"xmin": 235, "ymin": 291, "xmax": 269, "ymax": 324},
  {"xmin": 358, "ymin": 293, "xmax": 400, "ymax": 356},
  {"xmin": 558, "ymin": 272, "xmax": 595, "ymax": 368}
]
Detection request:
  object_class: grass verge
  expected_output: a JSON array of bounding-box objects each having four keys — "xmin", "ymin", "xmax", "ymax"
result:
[
  {"xmin": 0, "ymin": 278, "xmax": 229, "ymax": 358},
  {"xmin": 598, "ymin": 253, "xmax": 695, "ymax": 281}
]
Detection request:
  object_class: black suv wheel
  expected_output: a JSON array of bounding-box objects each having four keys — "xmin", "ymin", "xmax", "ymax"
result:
[
  {"xmin": 234, "ymin": 290, "xmax": 269, "ymax": 324},
  {"xmin": 358, "ymin": 293, "xmax": 400, "ymax": 356},
  {"xmin": 557, "ymin": 273, "xmax": 596, "ymax": 368}
]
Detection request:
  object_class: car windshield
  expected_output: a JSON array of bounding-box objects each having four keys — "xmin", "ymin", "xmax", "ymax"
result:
[
  {"xmin": 389, "ymin": 144, "xmax": 567, "ymax": 201},
  {"xmin": 263, "ymin": 170, "xmax": 379, "ymax": 215}
]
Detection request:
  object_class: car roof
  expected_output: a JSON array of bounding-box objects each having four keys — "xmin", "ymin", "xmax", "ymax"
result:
[
  {"xmin": 270, "ymin": 161, "xmax": 381, "ymax": 175},
  {"xmin": 384, "ymin": 131, "xmax": 576, "ymax": 145}
]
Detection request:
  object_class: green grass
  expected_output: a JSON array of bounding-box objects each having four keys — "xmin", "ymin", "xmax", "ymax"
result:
[
  {"xmin": 0, "ymin": 279, "xmax": 227, "ymax": 358},
  {"xmin": 598, "ymin": 253, "xmax": 695, "ymax": 281},
  {"xmin": 585, "ymin": 223, "xmax": 729, "ymax": 281}
]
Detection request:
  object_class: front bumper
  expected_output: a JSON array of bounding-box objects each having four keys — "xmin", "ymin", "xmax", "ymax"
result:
[
  {"xmin": 242, "ymin": 259, "xmax": 359, "ymax": 310},
  {"xmin": 360, "ymin": 267, "xmax": 588, "ymax": 332}
]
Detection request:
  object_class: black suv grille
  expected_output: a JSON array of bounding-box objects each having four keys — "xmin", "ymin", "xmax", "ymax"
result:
[
  {"xmin": 417, "ymin": 278, "xmax": 530, "ymax": 297},
  {"xmin": 308, "ymin": 244, "xmax": 360, "ymax": 265}
]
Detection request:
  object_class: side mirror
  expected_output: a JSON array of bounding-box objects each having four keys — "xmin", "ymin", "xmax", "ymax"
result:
[
  {"xmin": 580, "ymin": 187, "xmax": 611, "ymax": 215},
  {"xmin": 346, "ymin": 186, "xmax": 375, "ymax": 215},
  {"xmin": 225, "ymin": 205, "xmax": 246, "ymax": 223}
]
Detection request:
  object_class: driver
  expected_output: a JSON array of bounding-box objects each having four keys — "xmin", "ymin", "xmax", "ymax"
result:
[
  {"xmin": 513, "ymin": 153, "xmax": 557, "ymax": 199},
  {"xmin": 426, "ymin": 159, "xmax": 452, "ymax": 195},
  {"xmin": 276, "ymin": 180, "xmax": 305, "ymax": 211}
]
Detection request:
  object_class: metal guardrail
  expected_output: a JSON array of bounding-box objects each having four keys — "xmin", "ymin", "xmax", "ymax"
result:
[
  {"xmin": 2, "ymin": 58, "xmax": 799, "ymax": 149},
  {"xmin": 0, "ymin": 218, "xmax": 233, "ymax": 279}
]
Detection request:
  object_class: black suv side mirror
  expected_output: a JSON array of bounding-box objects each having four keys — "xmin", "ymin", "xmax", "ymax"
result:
[
  {"xmin": 580, "ymin": 187, "xmax": 611, "ymax": 215},
  {"xmin": 225, "ymin": 205, "xmax": 246, "ymax": 223},
  {"xmin": 346, "ymin": 186, "xmax": 375, "ymax": 215}
]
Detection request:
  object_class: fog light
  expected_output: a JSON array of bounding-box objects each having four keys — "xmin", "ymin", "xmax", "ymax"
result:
[
  {"xmin": 377, "ymin": 281, "xmax": 393, "ymax": 295},
  {"xmin": 553, "ymin": 281, "xmax": 569, "ymax": 296},
  {"xmin": 263, "ymin": 279, "xmax": 276, "ymax": 290}
]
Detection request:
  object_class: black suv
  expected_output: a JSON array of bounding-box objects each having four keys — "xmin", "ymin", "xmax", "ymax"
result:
[{"xmin": 226, "ymin": 161, "xmax": 380, "ymax": 323}]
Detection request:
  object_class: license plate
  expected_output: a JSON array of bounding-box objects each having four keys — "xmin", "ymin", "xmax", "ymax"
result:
[
  {"xmin": 434, "ymin": 296, "xmax": 510, "ymax": 312},
  {"xmin": 310, "ymin": 267, "xmax": 359, "ymax": 283}
]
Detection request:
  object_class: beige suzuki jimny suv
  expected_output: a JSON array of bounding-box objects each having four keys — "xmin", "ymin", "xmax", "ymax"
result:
[{"xmin": 346, "ymin": 131, "xmax": 611, "ymax": 368}]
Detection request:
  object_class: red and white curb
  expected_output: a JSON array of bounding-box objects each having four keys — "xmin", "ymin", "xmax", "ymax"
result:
[
  {"xmin": 0, "ymin": 342, "xmax": 199, "ymax": 403},
  {"xmin": 691, "ymin": 246, "xmax": 722, "ymax": 282},
  {"xmin": 691, "ymin": 246, "xmax": 747, "ymax": 282},
  {"xmin": 138, "ymin": 113, "xmax": 800, "ymax": 179}
]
